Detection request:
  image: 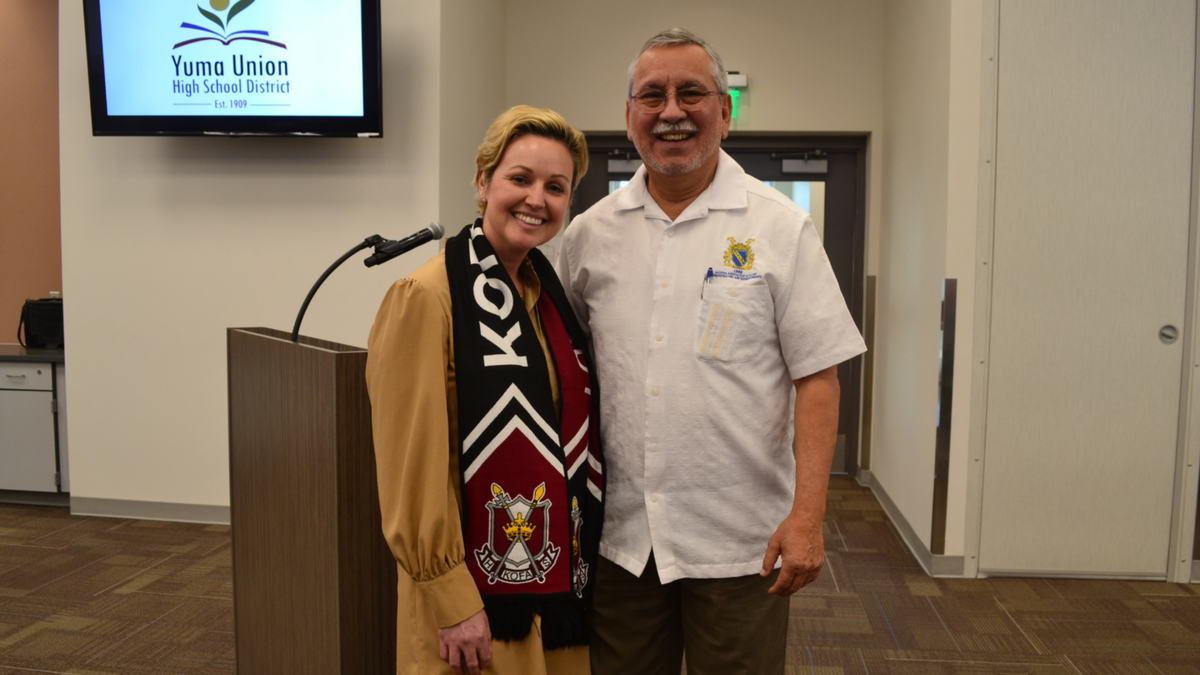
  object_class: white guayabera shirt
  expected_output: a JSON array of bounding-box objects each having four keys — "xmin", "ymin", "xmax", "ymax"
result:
[{"xmin": 555, "ymin": 151, "xmax": 866, "ymax": 583}]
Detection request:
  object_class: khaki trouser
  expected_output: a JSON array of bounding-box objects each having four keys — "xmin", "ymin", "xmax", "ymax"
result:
[{"xmin": 589, "ymin": 554, "xmax": 789, "ymax": 675}]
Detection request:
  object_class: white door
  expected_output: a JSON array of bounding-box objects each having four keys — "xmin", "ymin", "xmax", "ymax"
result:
[{"xmin": 979, "ymin": 0, "xmax": 1195, "ymax": 576}]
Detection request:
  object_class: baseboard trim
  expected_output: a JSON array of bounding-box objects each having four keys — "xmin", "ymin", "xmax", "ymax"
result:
[
  {"xmin": 70, "ymin": 497, "xmax": 230, "ymax": 525},
  {"xmin": 1192, "ymin": 561, "xmax": 1200, "ymax": 584},
  {"xmin": 0, "ymin": 490, "xmax": 71, "ymax": 507},
  {"xmin": 856, "ymin": 470, "xmax": 965, "ymax": 577},
  {"xmin": 977, "ymin": 568, "xmax": 1165, "ymax": 581}
]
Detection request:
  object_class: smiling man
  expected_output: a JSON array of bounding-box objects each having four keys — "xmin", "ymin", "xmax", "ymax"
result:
[{"xmin": 555, "ymin": 29, "xmax": 867, "ymax": 675}]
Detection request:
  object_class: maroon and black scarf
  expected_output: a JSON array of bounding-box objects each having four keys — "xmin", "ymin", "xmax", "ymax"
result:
[{"xmin": 445, "ymin": 220, "xmax": 604, "ymax": 649}]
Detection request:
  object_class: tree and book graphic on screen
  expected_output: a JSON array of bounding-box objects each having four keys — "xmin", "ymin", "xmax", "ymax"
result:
[{"xmin": 174, "ymin": 0, "xmax": 287, "ymax": 50}]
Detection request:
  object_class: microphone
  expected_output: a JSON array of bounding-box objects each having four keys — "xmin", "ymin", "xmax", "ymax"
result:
[{"xmin": 363, "ymin": 222, "xmax": 445, "ymax": 268}]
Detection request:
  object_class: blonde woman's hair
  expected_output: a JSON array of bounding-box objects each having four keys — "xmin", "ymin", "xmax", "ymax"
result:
[{"xmin": 473, "ymin": 105, "xmax": 589, "ymax": 215}]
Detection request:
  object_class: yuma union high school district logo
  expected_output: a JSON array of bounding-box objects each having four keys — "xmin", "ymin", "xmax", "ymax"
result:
[
  {"xmin": 174, "ymin": 0, "xmax": 287, "ymax": 49},
  {"xmin": 475, "ymin": 482, "xmax": 561, "ymax": 585},
  {"xmin": 169, "ymin": 0, "xmax": 290, "ymax": 97}
]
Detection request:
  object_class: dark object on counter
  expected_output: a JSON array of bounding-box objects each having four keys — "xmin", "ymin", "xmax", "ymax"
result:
[{"xmin": 18, "ymin": 298, "xmax": 63, "ymax": 349}]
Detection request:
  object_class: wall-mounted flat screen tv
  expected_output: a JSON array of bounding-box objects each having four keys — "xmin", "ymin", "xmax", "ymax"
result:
[{"xmin": 82, "ymin": 0, "xmax": 382, "ymax": 137}]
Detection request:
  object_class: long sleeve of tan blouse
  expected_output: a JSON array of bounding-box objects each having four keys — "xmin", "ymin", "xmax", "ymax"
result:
[{"xmin": 365, "ymin": 253, "xmax": 483, "ymax": 630}]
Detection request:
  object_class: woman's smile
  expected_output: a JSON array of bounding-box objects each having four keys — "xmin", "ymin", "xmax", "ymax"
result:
[{"xmin": 477, "ymin": 134, "xmax": 574, "ymax": 275}]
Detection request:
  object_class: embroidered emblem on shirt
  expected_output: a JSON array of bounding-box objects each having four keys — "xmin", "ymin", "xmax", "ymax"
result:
[
  {"xmin": 723, "ymin": 238, "xmax": 756, "ymax": 270},
  {"xmin": 475, "ymin": 482, "xmax": 561, "ymax": 585}
]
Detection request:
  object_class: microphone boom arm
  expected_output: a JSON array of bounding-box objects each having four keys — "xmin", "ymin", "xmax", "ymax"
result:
[
  {"xmin": 291, "ymin": 223, "xmax": 444, "ymax": 343},
  {"xmin": 290, "ymin": 235, "xmax": 384, "ymax": 343}
]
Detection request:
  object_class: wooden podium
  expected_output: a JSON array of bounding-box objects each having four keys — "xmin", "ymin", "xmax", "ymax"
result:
[{"xmin": 227, "ymin": 327, "xmax": 396, "ymax": 674}]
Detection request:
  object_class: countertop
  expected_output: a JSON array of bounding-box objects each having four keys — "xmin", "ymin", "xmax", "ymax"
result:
[{"xmin": 0, "ymin": 344, "xmax": 65, "ymax": 363}]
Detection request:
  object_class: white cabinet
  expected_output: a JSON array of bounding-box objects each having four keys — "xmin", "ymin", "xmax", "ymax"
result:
[{"xmin": 0, "ymin": 360, "xmax": 62, "ymax": 493}]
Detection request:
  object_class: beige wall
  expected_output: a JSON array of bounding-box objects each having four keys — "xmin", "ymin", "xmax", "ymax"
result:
[
  {"xmin": 56, "ymin": 0, "xmax": 892, "ymax": 513},
  {"xmin": 55, "ymin": 0, "xmax": 989, "ymax": 546},
  {"xmin": 943, "ymin": 0, "xmax": 982, "ymax": 558},
  {"xmin": 871, "ymin": 0, "xmax": 952, "ymax": 550},
  {"xmin": 504, "ymin": 0, "xmax": 886, "ymax": 275},
  {"xmin": 869, "ymin": 0, "xmax": 983, "ymax": 559},
  {"xmin": 46, "ymin": 0, "xmax": 1195, "ymax": 576},
  {"xmin": 58, "ymin": 0, "xmax": 453, "ymax": 507},
  {"xmin": 440, "ymin": 0, "xmax": 507, "ymax": 232},
  {"xmin": 2, "ymin": 1, "xmax": 61, "ymax": 341}
]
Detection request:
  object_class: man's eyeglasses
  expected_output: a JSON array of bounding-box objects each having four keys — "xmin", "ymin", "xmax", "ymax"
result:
[{"xmin": 629, "ymin": 89, "xmax": 721, "ymax": 112}]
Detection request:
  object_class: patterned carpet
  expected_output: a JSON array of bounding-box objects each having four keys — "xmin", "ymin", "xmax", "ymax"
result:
[
  {"xmin": 797, "ymin": 477, "xmax": 1200, "ymax": 674},
  {"xmin": 0, "ymin": 477, "xmax": 1198, "ymax": 674},
  {"xmin": 0, "ymin": 505, "xmax": 233, "ymax": 674}
]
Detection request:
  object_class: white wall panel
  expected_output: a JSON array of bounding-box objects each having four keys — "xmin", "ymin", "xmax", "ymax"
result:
[{"xmin": 980, "ymin": 0, "xmax": 1195, "ymax": 575}]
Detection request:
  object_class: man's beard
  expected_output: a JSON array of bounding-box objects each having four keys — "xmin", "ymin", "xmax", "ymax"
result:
[{"xmin": 633, "ymin": 119, "xmax": 721, "ymax": 177}]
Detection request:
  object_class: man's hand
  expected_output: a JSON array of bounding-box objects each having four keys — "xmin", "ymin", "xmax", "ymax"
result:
[
  {"xmin": 438, "ymin": 609, "xmax": 492, "ymax": 675},
  {"xmin": 762, "ymin": 366, "xmax": 838, "ymax": 597},
  {"xmin": 761, "ymin": 511, "xmax": 825, "ymax": 596}
]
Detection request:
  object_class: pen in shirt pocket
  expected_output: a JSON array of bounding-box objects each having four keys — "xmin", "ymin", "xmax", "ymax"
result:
[{"xmin": 702, "ymin": 267, "xmax": 713, "ymax": 299}]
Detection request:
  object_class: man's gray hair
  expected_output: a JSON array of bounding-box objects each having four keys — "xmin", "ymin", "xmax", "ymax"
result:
[{"xmin": 627, "ymin": 28, "xmax": 728, "ymax": 96}]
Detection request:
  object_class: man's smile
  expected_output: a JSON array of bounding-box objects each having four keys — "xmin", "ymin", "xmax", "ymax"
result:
[{"xmin": 651, "ymin": 120, "xmax": 700, "ymax": 144}]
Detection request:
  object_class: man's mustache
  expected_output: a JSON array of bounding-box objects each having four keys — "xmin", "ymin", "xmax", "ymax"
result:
[{"xmin": 650, "ymin": 120, "xmax": 700, "ymax": 135}]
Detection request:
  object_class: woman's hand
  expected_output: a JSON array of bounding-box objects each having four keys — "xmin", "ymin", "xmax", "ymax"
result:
[{"xmin": 438, "ymin": 609, "xmax": 492, "ymax": 674}]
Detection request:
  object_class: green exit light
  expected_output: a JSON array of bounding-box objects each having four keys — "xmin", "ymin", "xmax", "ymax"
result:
[{"xmin": 730, "ymin": 89, "xmax": 741, "ymax": 119}]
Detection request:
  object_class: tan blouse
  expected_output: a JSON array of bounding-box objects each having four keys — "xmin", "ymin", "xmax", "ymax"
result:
[{"xmin": 365, "ymin": 249, "xmax": 587, "ymax": 675}]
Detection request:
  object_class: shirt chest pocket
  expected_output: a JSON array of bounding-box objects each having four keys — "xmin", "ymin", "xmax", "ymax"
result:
[{"xmin": 694, "ymin": 280, "xmax": 773, "ymax": 363}]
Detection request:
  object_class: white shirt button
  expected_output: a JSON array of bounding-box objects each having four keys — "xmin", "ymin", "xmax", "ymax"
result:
[
  {"xmin": 655, "ymin": 333, "xmax": 664, "ymax": 342},
  {"xmin": 661, "ymin": 279, "xmax": 670, "ymax": 288},
  {"xmin": 648, "ymin": 443, "xmax": 658, "ymax": 453},
  {"xmin": 650, "ymin": 494, "xmax": 660, "ymax": 503},
  {"xmin": 666, "ymin": 230, "xmax": 675, "ymax": 237},
  {"xmin": 651, "ymin": 388, "xmax": 660, "ymax": 396}
]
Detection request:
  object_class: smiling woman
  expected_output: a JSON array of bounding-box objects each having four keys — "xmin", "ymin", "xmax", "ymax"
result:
[
  {"xmin": 475, "ymin": 136, "xmax": 573, "ymax": 294},
  {"xmin": 366, "ymin": 106, "xmax": 602, "ymax": 675}
]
